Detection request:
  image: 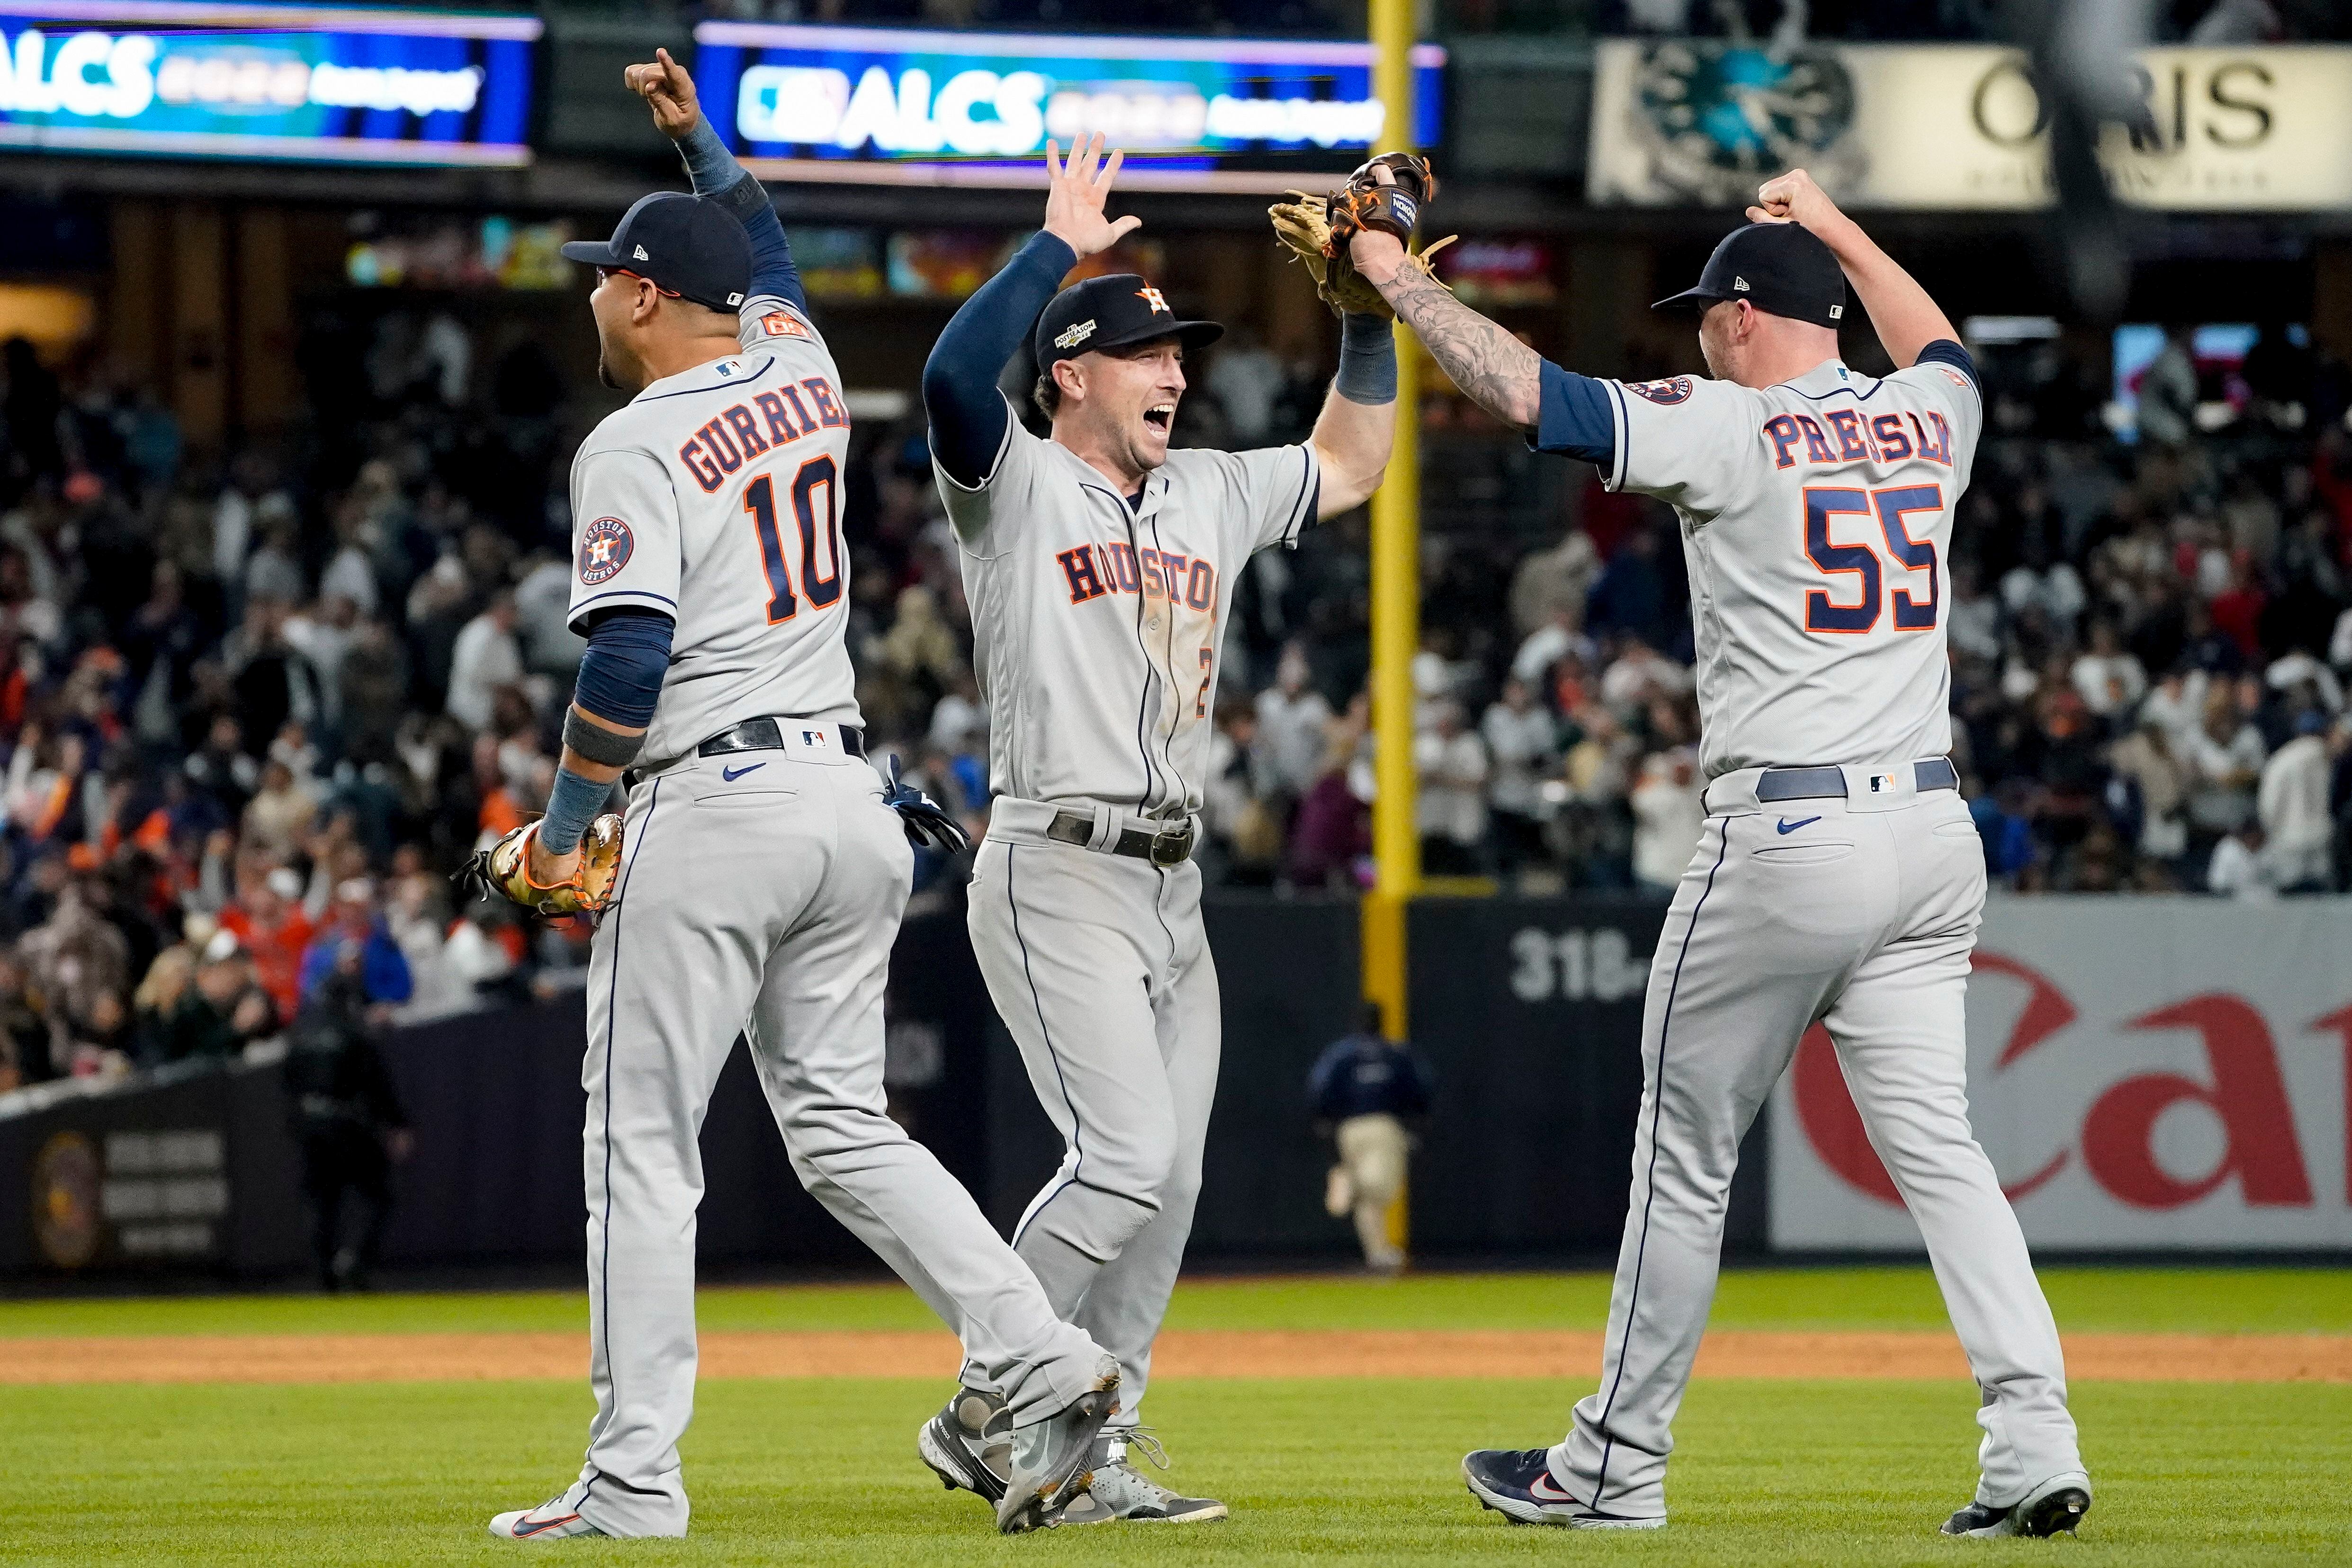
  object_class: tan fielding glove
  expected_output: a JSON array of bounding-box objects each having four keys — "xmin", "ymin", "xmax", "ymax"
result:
[{"xmin": 460, "ymin": 815, "xmax": 625, "ymax": 920}]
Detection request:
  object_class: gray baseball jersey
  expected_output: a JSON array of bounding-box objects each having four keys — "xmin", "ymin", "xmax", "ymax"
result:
[
  {"xmin": 935, "ymin": 406, "xmax": 1320, "ymax": 818},
  {"xmin": 935, "ymin": 409, "xmax": 1315, "ymax": 1436},
  {"xmin": 541, "ymin": 293, "xmax": 1114, "ymax": 1539},
  {"xmin": 1594, "ymin": 355, "xmax": 1981, "ymax": 777},
  {"xmin": 566, "ymin": 294, "xmax": 860, "ymax": 766},
  {"xmin": 1523, "ymin": 347, "xmax": 2083, "ymax": 1525}
]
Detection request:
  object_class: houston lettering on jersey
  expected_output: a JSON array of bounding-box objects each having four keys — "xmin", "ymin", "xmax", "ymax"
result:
[
  {"xmin": 678, "ymin": 375, "xmax": 850, "ymax": 493},
  {"xmin": 1763, "ymin": 407, "xmax": 1953, "ymax": 472},
  {"xmin": 1055, "ymin": 540, "xmax": 1218, "ymax": 612}
]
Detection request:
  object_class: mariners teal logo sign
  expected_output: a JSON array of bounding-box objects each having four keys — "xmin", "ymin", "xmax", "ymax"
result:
[{"xmin": 1631, "ymin": 40, "xmax": 1856, "ymax": 204}]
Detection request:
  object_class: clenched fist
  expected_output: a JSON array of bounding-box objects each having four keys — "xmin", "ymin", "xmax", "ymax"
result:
[{"xmin": 624, "ymin": 46, "xmax": 699, "ymax": 140}]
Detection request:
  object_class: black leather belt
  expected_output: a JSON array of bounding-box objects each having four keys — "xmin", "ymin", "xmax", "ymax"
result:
[
  {"xmin": 1045, "ymin": 810, "xmax": 1197, "ymax": 867},
  {"xmin": 1754, "ymin": 757, "xmax": 1958, "ymax": 803},
  {"xmin": 697, "ymin": 717, "xmax": 866, "ymax": 760}
]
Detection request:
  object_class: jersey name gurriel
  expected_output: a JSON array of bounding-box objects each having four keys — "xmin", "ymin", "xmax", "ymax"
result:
[
  {"xmin": 1054, "ymin": 538, "xmax": 1219, "ymax": 612},
  {"xmin": 676, "ymin": 376, "xmax": 849, "ymax": 493}
]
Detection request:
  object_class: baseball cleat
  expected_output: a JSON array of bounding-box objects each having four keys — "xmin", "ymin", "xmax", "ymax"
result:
[
  {"xmin": 487, "ymin": 1494, "xmax": 608, "ymax": 1541},
  {"xmin": 918, "ymin": 1385, "xmax": 1010, "ymax": 1504},
  {"xmin": 1940, "ymin": 1471, "xmax": 2092, "ymax": 1538},
  {"xmin": 996, "ymin": 1355, "xmax": 1120, "ymax": 1534},
  {"xmin": 1462, "ymin": 1448, "xmax": 1666, "ymax": 1530},
  {"xmin": 1049, "ymin": 1429, "xmax": 1227, "ymax": 1524}
]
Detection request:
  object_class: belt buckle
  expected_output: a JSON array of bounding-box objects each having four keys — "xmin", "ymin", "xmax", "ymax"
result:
[{"xmin": 1149, "ymin": 824, "xmax": 1194, "ymax": 867}]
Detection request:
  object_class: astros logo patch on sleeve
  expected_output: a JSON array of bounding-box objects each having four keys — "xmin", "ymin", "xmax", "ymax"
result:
[
  {"xmin": 578, "ymin": 516, "xmax": 635, "ymax": 585},
  {"xmin": 761, "ymin": 311, "xmax": 808, "ymax": 339},
  {"xmin": 1626, "ymin": 376, "xmax": 1694, "ymax": 405}
]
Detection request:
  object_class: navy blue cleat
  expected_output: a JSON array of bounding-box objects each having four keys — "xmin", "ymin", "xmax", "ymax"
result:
[{"xmin": 1461, "ymin": 1449, "xmax": 1666, "ymax": 1530}]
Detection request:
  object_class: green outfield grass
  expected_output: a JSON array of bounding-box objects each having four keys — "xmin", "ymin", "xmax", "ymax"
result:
[
  {"xmin": 4, "ymin": 1376, "xmax": 2347, "ymax": 1566},
  {"xmin": 4, "ymin": 1265, "xmax": 2351, "ymax": 1339}
]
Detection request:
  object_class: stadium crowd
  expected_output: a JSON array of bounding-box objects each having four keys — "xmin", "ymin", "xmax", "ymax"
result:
[{"xmin": 1, "ymin": 287, "xmax": 2350, "ymax": 1093}]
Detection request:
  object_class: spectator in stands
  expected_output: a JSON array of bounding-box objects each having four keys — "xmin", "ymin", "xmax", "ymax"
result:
[
  {"xmin": 216, "ymin": 863, "xmax": 315, "ymax": 1022},
  {"xmin": 1255, "ymin": 642, "xmax": 1333, "ymax": 805},
  {"xmin": 0, "ymin": 949, "xmax": 53, "ymax": 1087},
  {"xmin": 2259, "ymin": 710, "xmax": 2334, "ymax": 891},
  {"xmin": 140, "ymin": 929, "xmax": 275, "ymax": 1066},
  {"xmin": 1307, "ymin": 1002, "xmax": 1434, "ymax": 1275},
  {"xmin": 298, "ymin": 877, "xmax": 414, "ymax": 1008},
  {"xmin": 1629, "ymin": 748, "xmax": 1704, "ymax": 896},
  {"xmin": 2208, "ymin": 820, "xmax": 2274, "ymax": 899},
  {"xmin": 1415, "ymin": 699, "xmax": 1489, "ymax": 875},
  {"xmin": 1482, "ymin": 676, "xmax": 1556, "ymax": 878},
  {"xmin": 444, "ymin": 590, "xmax": 522, "ymax": 734}
]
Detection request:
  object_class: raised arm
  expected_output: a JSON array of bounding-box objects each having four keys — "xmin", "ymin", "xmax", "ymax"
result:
[
  {"xmin": 922, "ymin": 134, "xmax": 1137, "ymax": 489},
  {"xmin": 627, "ymin": 48, "xmax": 803, "ymax": 314},
  {"xmin": 1747, "ymin": 168, "xmax": 1956, "ymax": 369},
  {"xmin": 1307, "ymin": 314, "xmax": 1397, "ymax": 518},
  {"xmin": 1349, "ymin": 229, "xmax": 1542, "ymax": 432}
]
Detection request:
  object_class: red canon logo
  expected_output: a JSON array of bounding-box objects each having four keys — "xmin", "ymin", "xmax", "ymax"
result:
[{"xmin": 1794, "ymin": 951, "xmax": 2334, "ymax": 1211}]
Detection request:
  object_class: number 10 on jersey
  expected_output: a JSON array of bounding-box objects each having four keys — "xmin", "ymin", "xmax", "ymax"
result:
[{"xmin": 745, "ymin": 456, "xmax": 845, "ymax": 624}]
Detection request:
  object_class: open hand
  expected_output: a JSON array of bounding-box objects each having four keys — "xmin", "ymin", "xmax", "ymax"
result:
[
  {"xmin": 1043, "ymin": 133, "xmax": 1143, "ymax": 260},
  {"xmin": 1746, "ymin": 168, "xmax": 1846, "ymax": 233},
  {"xmin": 624, "ymin": 46, "xmax": 699, "ymax": 139}
]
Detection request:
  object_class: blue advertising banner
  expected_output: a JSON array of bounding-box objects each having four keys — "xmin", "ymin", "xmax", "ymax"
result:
[
  {"xmin": 0, "ymin": 1, "xmax": 539, "ymax": 167},
  {"xmin": 692, "ymin": 21, "xmax": 1444, "ymax": 193}
]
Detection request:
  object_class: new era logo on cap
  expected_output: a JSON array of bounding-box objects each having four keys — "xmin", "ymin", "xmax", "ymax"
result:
[
  {"xmin": 1733, "ymin": 275, "xmax": 1750, "ymax": 292},
  {"xmin": 1830, "ymin": 304, "xmax": 1844, "ymax": 319},
  {"xmin": 559, "ymin": 190, "xmax": 752, "ymax": 315}
]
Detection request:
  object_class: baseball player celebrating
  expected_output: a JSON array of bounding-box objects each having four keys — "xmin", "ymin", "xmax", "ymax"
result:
[
  {"xmin": 1348, "ymin": 169, "xmax": 2090, "ymax": 1538},
  {"xmin": 911, "ymin": 136, "xmax": 1401, "ymax": 1523},
  {"xmin": 476, "ymin": 53, "xmax": 1117, "ymax": 1541}
]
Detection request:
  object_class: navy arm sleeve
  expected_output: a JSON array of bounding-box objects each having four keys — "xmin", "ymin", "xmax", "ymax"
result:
[
  {"xmin": 1526, "ymin": 359, "xmax": 1617, "ymax": 466},
  {"xmin": 676, "ymin": 119, "xmax": 803, "ymax": 314},
  {"xmin": 572, "ymin": 607, "xmax": 673, "ymax": 729},
  {"xmin": 923, "ymin": 230, "xmax": 1077, "ymax": 488},
  {"xmin": 1914, "ymin": 338, "xmax": 1978, "ymax": 384}
]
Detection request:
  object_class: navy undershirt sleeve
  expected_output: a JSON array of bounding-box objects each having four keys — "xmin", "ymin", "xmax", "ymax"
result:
[
  {"xmin": 1527, "ymin": 358, "xmax": 1617, "ymax": 466},
  {"xmin": 573, "ymin": 607, "xmax": 673, "ymax": 729},
  {"xmin": 1914, "ymin": 338, "xmax": 1978, "ymax": 385},
  {"xmin": 677, "ymin": 119, "xmax": 805, "ymax": 314},
  {"xmin": 923, "ymin": 231, "xmax": 1077, "ymax": 488}
]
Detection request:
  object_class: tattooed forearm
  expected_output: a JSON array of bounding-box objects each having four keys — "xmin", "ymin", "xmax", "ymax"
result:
[{"xmin": 1374, "ymin": 264, "xmax": 1543, "ymax": 429}]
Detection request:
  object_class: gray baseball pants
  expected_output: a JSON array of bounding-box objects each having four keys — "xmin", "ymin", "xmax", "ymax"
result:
[
  {"xmin": 1550, "ymin": 765, "xmax": 2083, "ymax": 1520},
  {"xmin": 963, "ymin": 798, "xmax": 1220, "ymax": 1428},
  {"xmin": 560, "ymin": 740, "xmax": 1107, "ymax": 1538}
]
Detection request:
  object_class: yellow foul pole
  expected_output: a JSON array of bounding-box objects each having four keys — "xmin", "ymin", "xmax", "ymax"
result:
[{"xmin": 1362, "ymin": 0, "xmax": 1419, "ymax": 1040}]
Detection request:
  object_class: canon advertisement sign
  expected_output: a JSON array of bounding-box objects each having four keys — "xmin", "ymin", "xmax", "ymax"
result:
[{"xmin": 1772, "ymin": 900, "xmax": 2352, "ymax": 1250}]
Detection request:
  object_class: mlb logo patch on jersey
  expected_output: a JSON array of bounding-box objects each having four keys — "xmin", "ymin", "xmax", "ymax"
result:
[
  {"xmin": 762, "ymin": 311, "xmax": 808, "ymax": 339},
  {"xmin": 578, "ymin": 516, "xmax": 635, "ymax": 586},
  {"xmin": 1626, "ymin": 376, "xmax": 1693, "ymax": 405}
]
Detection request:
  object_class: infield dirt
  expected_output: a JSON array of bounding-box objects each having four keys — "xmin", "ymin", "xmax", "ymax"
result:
[{"xmin": 6, "ymin": 1326, "xmax": 2346, "ymax": 1384}]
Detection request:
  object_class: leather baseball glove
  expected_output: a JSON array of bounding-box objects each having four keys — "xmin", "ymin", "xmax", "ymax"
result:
[
  {"xmin": 1269, "ymin": 153, "xmax": 1454, "ymax": 320},
  {"xmin": 460, "ymin": 815, "xmax": 625, "ymax": 920}
]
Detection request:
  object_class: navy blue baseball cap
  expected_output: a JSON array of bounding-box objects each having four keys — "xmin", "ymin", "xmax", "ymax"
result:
[
  {"xmin": 1034, "ymin": 273, "xmax": 1222, "ymax": 371},
  {"xmin": 561, "ymin": 191, "xmax": 751, "ymax": 315},
  {"xmin": 1652, "ymin": 222, "xmax": 1847, "ymax": 329}
]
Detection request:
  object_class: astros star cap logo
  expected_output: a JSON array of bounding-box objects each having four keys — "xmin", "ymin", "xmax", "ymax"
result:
[{"xmin": 1136, "ymin": 285, "xmax": 1168, "ymax": 314}]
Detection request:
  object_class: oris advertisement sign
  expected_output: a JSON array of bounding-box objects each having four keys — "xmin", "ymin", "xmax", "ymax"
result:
[
  {"xmin": 1589, "ymin": 41, "xmax": 2352, "ymax": 212},
  {"xmin": 1773, "ymin": 900, "xmax": 2352, "ymax": 1252}
]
